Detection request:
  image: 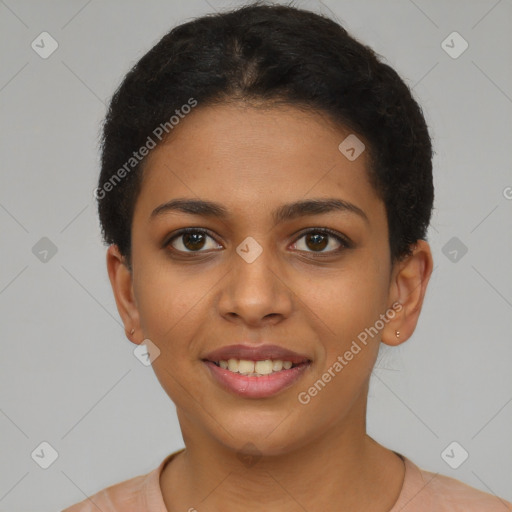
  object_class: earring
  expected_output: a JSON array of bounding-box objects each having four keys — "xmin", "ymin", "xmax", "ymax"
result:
[
  {"xmin": 129, "ymin": 328, "xmax": 135, "ymax": 335},
  {"xmin": 395, "ymin": 330, "xmax": 400, "ymax": 338}
]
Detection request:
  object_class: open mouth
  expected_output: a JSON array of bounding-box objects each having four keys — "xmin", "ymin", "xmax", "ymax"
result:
[
  {"xmin": 204, "ymin": 358, "xmax": 310, "ymax": 377},
  {"xmin": 202, "ymin": 356, "xmax": 312, "ymax": 398}
]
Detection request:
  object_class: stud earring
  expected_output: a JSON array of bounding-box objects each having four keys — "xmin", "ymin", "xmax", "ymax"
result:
[
  {"xmin": 395, "ymin": 330, "xmax": 400, "ymax": 338},
  {"xmin": 129, "ymin": 328, "xmax": 135, "ymax": 335}
]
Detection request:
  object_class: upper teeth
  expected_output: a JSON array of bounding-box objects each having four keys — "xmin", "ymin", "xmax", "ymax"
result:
[{"xmin": 217, "ymin": 358, "xmax": 294, "ymax": 376}]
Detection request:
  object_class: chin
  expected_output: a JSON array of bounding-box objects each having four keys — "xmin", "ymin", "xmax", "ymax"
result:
[{"xmin": 210, "ymin": 412, "xmax": 309, "ymax": 457}]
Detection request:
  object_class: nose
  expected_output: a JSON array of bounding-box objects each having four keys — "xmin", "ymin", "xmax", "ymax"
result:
[{"xmin": 216, "ymin": 240, "xmax": 294, "ymax": 327}]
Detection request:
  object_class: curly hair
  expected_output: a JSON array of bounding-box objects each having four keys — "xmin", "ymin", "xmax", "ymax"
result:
[{"xmin": 96, "ymin": 1, "xmax": 434, "ymax": 268}]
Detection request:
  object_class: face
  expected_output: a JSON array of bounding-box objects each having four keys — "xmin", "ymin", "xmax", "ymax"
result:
[{"xmin": 108, "ymin": 103, "xmax": 427, "ymax": 456}]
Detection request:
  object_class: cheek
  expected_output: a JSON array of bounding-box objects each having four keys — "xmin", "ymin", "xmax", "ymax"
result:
[
  {"xmin": 302, "ymin": 260, "xmax": 388, "ymax": 339},
  {"xmin": 132, "ymin": 258, "xmax": 209, "ymax": 349},
  {"xmin": 134, "ymin": 266, "xmax": 210, "ymax": 404},
  {"xmin": 295, "ymin": 269, "xmax": 384, "ymax": 421}
]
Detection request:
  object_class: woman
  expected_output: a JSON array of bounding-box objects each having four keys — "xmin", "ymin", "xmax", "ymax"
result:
[{"xmin": 63, "ymin": 2, "xmax": 512, "ymax": 510}]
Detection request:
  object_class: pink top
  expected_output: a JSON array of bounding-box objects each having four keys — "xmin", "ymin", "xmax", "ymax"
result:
[{"xmin": 62, "ymin": 449, "xmax": 512, "ymax": 511}]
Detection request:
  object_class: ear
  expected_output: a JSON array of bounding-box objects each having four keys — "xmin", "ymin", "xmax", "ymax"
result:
[
  {"xmin": 381, "ymin": 240, "xmax": 433, "ymax": 346},
  {"xmin": 106, "ymin": 244, "xmax": 142, "ymax": 345}
]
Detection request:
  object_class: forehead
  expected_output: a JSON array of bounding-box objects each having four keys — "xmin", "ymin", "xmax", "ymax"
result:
[{"xmin": 134, "ymin": 103, "xmax": 383, "ymax": 224}]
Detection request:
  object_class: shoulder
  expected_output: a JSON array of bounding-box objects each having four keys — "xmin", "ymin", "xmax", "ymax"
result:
[
  {"xmin": 61, "ymin": 472, "xmax": 148, "ymax": 512},
  {"xmin": 398, "ymin": 455, "xmax": 512, "ymax": 511},
  {"xmin": 61, "ymin": 450, "xmax": 183, "ymax": 512}
]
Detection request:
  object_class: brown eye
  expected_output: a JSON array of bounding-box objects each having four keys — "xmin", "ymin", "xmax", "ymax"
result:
[
  {"xmin": 182, "ymin": 232, "xmax": 207, "ymax": 251},
  {"xmin": 304, "ymin": 232, "xmax": 328, "ymax": 251},
  {"xmin": 292, "ymin": 229, "xmax": 349, "ymax": 254},
  {"xmin": 166, "ymin": 229, "xmax": 222, "ymax": 253}
]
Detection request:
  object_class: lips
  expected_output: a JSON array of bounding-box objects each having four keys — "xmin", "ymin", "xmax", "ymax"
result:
[
  {"xmin": 202, "ymin": 344, "xmax": 311, "ymax": 365},
  {"xmin": 204, "ymin": 360, "xmax": 310, "ymax": 398}
]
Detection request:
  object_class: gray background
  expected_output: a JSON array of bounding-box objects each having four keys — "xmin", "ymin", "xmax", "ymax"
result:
[{"xmin": 0, "ymin": 0, "xmax": 511, "ymax": 510}]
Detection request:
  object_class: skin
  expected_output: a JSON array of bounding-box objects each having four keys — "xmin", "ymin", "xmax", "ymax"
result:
[{"xmin": 107, "ymin": 102, "xmax": 433, "ymax": 512}]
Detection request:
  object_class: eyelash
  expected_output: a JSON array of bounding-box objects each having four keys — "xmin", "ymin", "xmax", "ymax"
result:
[{"xmin": 164, "ymin": 227, "xmax": 351, "ymax": 256}]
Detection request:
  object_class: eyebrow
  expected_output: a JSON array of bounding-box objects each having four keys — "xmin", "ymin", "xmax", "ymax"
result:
[{"xmin": 150, "ymin": 197, "xmax": 369, "ymax": 224}]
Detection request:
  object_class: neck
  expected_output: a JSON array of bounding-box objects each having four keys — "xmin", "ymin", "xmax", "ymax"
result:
[{"xmin": 160, "ymin": 396, "xmax": 405, "ymax": 512}]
